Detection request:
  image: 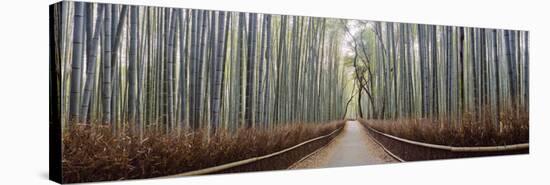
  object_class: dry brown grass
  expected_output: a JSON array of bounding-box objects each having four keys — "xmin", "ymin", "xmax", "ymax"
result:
[
  {"xmin": 62, "ymin": 121, "xmax": 344, "ymax": 183},
  {"xmin": 360, "ymin": 109, "xmax": 528, "ymax": 147}
]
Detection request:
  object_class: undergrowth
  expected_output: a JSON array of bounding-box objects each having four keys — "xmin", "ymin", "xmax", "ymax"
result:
[
  {"xmin": 360, "ymin": 109, "xmax": 528, "ymax": 147},
  {"xmin": 62, "ymin": 121, "xmax": 344, "ymax": 183}
]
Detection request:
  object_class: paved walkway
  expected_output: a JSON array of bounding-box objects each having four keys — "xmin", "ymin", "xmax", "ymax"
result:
[{"xmin": 290, "ymin": 121, "xmax": 396, "ymax": 169}]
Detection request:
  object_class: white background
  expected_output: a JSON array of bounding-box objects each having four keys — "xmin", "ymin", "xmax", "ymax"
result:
[{"xmin": 0, "ymin": 0, "xmax": 548, "ymax": 184}]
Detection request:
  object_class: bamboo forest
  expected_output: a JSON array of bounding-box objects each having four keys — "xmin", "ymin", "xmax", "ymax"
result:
[{"xmin": 50, "ymin": 1, "xmax": 529, "ymax": 183}]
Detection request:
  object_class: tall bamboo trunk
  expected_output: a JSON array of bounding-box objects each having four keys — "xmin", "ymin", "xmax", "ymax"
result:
[
  {"xmin": 102, "ymin": 4, "xmax": 112, "ymax": 124},
  {"xmin": 80, "ymin": 5, "xmax": 105, "ymax": 124},
  {"xmin": 262, "ymin": 15, "xmax": 272, "ymax": 125},
  {"xmin": 69, "ymin": 2, "xmax": 85, "ymax": 124},
  {"xmin": 245, "ymin": 13, "xmax": 257, "ymax": 128},
  {"xmin": 128, "ymin": 6, "xmax": 138, "ymax": 129},
  {"xmin": 211, "ymin": 12, "xmax": 226, "ymax": 131}
]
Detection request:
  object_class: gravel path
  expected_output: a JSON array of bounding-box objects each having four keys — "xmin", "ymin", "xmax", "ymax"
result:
[{"xmin": 290, "ymin": 121, "xmax": 397, "ymax": 169}]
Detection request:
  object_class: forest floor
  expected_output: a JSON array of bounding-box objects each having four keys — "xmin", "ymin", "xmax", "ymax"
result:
[{"xmin": 289, "ymin": 121, "xmax": 396, "ymax": 169}]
